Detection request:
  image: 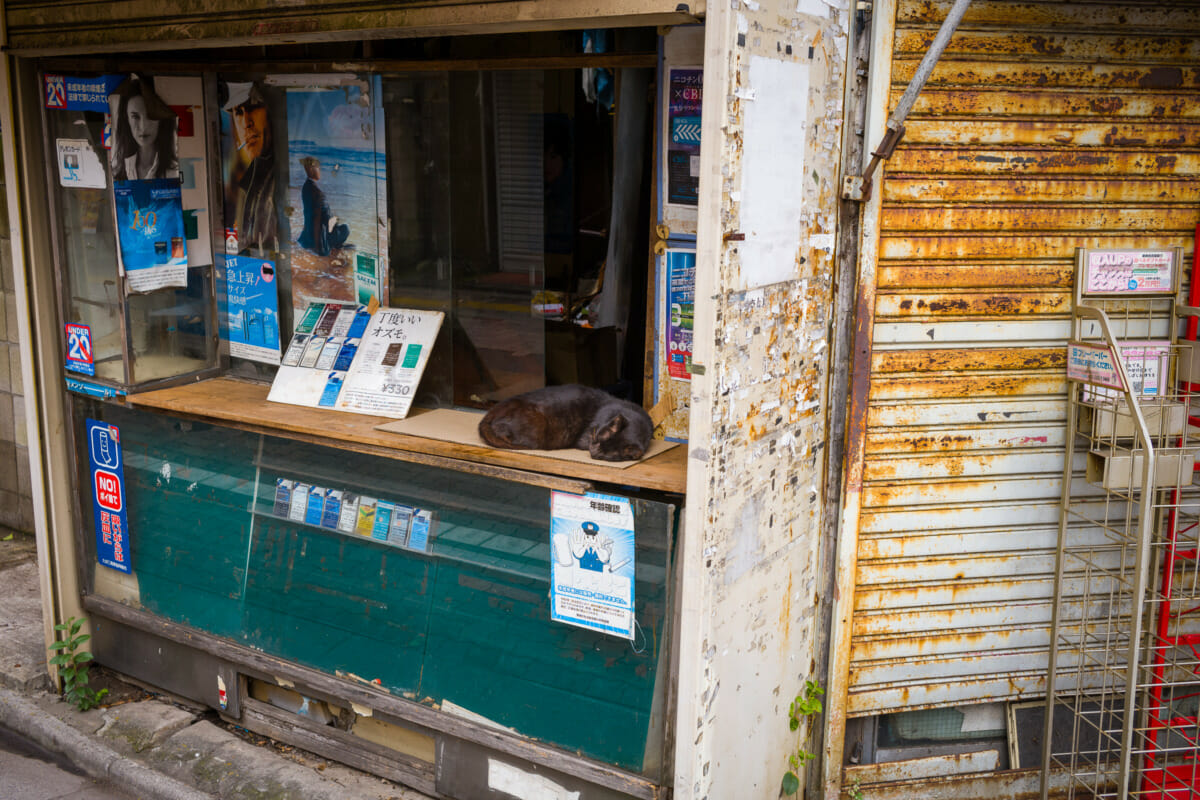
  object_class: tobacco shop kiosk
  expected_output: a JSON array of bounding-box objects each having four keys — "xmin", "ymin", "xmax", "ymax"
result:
[{"xmin": 6, "ymin": 8, "xmax": 709, "ymax": 798}]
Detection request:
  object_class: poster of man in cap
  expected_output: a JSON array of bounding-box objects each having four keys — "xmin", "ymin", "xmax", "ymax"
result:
[
  {"xmin": 550, "ymin": 491, "xmax": 636, "ymax": 640},
  {"xmin": 221, "ymin": 80, "xmax": 284, "ymax": 258}
]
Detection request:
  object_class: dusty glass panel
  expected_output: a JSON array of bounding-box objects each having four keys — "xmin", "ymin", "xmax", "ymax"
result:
[
  {"xmin": 78, "ymin": 403, "xmax": 675, "ymax": 777},
  {"xmin": 43, "ymin": 75, "xmax": 218, "ymax": 388},
  {"xmin": 209, "ymin": 65, "xmax": 646, "ymax": 406},
  {"xmin": 45, "ymin": 107, "xmax": 126, "ymax": 382},
  {"xmin": 383, "ymin": 68, "xmax": 640, "ymax": 409}
]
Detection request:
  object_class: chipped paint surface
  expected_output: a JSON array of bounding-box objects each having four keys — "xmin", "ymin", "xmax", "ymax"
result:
[{"xmin": 676, "ymin": 0, "xmax": 849, "ymax": 797}]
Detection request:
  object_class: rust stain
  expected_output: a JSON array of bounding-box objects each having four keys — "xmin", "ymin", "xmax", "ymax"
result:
[
  {"xmin": 869, "ymin": 374, "xmax": 1066, "ymax": 401},
  {"xmin": 1104, "ymin": 125, "xmax": 1148, "ymax": 146},
  {"xmin": 781, "ymin": 572, "xmax": 793, "ymax": 640},
  {"xmin": 1089, "ymin": 95, "xmax": 1125, "ymax": 114},
  {"xmin": 885, "ymin": 434, "xmax": 973, "ymax": 453},
  {"xmin": 1139, "ymin": 66, "xmax": 1184, "ymax": 88},
  {"xmin": 873, "ymin": 347, "xmax": 1066, "ymax": 374},
  {"xmin": 878, "ymin": 264, "xmax": 1074, "ymax": 290},
  {"xmin": 1029, "ymin": 35, "xmax": 1065, "ymax": 56},
  {"xmin": 887, "ymin": 294, "xmax": 1066, "ymax": 317}
]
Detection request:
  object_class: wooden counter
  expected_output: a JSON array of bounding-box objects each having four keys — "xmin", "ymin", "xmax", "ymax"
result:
[{"xmin": 127, "ymin": 377, "xmax": 688, "ymax": 495}]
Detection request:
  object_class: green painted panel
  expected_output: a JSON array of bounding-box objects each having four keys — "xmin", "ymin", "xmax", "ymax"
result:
[{"xmin": 82, "ymin": 405, "xmax": 675, "ymax": 775}]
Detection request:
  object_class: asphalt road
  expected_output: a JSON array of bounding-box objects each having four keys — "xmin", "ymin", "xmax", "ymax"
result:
[{"xmin": 0, "ymin": 721, "xmax": 138, "ymax": 800}]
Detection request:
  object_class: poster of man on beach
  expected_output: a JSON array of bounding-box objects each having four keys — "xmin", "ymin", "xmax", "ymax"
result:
[{"xmin": 285, "ymin": 76, "xmax": 387, "ymax": 314}]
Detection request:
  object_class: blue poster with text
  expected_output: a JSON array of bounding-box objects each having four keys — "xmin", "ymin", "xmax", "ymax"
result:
[
  {"xmin": 86, "ymin": 419, "xmax": 131, "ymax": 574},
  {"xmin": 43, "ymin": 74, "xmax": 123, "ymax": 112},
  {"xmin": 225, "ymin": 255, "xmax": 282, "ymax": 365},
  {"xmin": 114, "ymin": 178, "xmax": 188, "ymax": 293}
]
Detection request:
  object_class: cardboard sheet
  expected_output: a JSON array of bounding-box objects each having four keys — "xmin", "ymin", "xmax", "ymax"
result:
[{"xmin": 375, "ymin": 408, "xmax": 677, "ymax": 469}]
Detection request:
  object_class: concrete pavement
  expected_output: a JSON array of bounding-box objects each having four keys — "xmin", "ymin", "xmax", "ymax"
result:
[
  {"xmin": 0, "ymin": 530, "xmax": 433, "ymax": 800},
  {"xmin": 0, "ymin": 720, "xmax": 138, "ymax": 800}
]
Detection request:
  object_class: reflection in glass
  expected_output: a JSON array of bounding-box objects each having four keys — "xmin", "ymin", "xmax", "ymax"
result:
[
  {"xmin": 384, "ymin": 68, "xmax": 645, "ymax": 408},
  {"xmin": 46, "ymin": 98, "xmax": 217, "ymax": 388}
]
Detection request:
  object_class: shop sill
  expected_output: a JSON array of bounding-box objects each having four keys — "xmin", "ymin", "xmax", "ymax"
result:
[{"xmin": 126, "ymin": 376, "xmax": 688, "ymax": 495}]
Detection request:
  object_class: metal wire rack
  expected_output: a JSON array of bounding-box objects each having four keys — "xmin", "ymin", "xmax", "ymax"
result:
[{"xmin": 1042, "ymin": 246, "xmax": 1200, "ymax": 800}]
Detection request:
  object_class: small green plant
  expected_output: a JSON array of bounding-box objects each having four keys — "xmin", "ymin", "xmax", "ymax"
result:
[
  {"xmin": 847, "ymin": 777, "xmax": 865, "ymax": 800},
  {"xmin": 781, "ymin": 679, "xmax": 824, "ymax": 796},
  {"xmin": 48, "ymin": 616, "xmax": 108, "ymax": 711}
]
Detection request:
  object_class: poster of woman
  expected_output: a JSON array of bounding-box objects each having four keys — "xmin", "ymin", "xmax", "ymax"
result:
[
  {"xmin": 286, "ymin": 77, "xmax": 387, "ymax": 312},
  {"xmin": 108, "ymin": 75, "xmax": 179, "ymax": 181}
]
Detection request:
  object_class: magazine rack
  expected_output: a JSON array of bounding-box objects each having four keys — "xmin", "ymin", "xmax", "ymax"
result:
[{"xmin": 1042, "ymin": 247, "xmax": 1200, "ymax": 800}]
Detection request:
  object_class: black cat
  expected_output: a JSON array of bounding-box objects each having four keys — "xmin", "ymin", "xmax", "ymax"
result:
[{"xmin": 478, "ymin": 384, "xmax": 653, "ymax": 462}]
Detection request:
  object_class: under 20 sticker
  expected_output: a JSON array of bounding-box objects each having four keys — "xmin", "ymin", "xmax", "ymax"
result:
[{"xmin": 65, "ymin": 323, "xmax": 95, "ymax": 376}]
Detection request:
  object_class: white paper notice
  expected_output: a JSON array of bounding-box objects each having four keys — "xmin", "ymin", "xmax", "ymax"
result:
[
  {"xmin": 737, "ymin": 56, "xmax": 809, "ymax": 290},
  {"xmin": 549, "ymin": 491, "xmax": 636, "ymax": 640},
  {"xmin": 56, "ymin": 139, "xmax": 107, "ymax": 189}
]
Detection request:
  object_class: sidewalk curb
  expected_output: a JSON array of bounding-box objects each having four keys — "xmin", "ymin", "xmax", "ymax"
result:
[{"xmin": 0, "ymin": 686, "xmax": 213, "ymax": 800}]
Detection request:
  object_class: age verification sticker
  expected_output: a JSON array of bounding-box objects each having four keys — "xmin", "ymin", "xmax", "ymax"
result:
[
  {"xmin": 86, "ymin": 419, "xmax": 131, "ymax": 573},
  {"xmin": 65, "ymin": 323, "xmax": 95, "ymax": 376}
]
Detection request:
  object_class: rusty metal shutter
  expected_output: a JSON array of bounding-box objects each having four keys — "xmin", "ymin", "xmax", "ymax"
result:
[{"xmin": 848, "ymin": 0, "xmax": 1200, "ymax": 716}]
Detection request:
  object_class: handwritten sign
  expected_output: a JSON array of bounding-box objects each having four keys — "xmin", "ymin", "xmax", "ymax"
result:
[
  {"xmin": 1083, "ymin": 249, "xmax": 1175, "ymax": 295},
  {"xmin": 335, "ymin": 308, "xmax": 444, "ymax": 418},
  {"xmin": 267, "ymin": 303, "xmax": 443, "ymax": 419}
]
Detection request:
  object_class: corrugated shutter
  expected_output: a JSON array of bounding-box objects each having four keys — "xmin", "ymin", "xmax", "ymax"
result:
[
  {"xmin": 491, "ymin": 71, "xmax": 545, "ymax": 275},
  {"xmin": 848, "ymin": 0, "xmax": 1200, "ymax": 716}
]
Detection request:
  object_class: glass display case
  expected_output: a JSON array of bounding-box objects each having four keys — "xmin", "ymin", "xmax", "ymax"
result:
[
  {"xmin": 77, "ymin": 401, "xmax": 677, "ymax": 778},
  {"xmin": 44, "ymin": 74, "xmax": 220, "ymax": 391},
  {"xmin": 36, "ymin": 32, "xmax": 680, "ymax": 795}
]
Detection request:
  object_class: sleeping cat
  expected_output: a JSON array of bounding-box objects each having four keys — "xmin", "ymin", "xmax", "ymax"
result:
[{"xmin": 478, "ymin": 384, "xmax": 653, "ymax": 462}]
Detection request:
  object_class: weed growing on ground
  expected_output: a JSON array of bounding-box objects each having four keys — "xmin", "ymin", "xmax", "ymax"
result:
[{"xmin": 48, "ymin": 616, "xmax": 108, "ymax": 711}]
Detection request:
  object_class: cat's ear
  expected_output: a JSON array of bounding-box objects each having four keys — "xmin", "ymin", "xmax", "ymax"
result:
[{"xmin": 595, "ymin": 414, "xmax": 626, "ymax": 442}]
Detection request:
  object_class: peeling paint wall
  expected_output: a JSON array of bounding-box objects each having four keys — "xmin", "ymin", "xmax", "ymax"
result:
[{"xmin": 676, "ymin": 0, "xmax": 850, "ymax": 795}]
